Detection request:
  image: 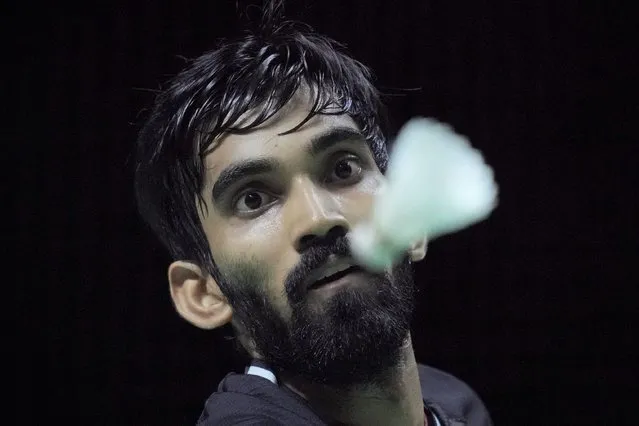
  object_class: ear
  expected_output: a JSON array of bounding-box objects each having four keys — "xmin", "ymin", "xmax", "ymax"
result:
[
  {"xmin": 408, "ymin": 237, "xmax": 428, "ymax": 262},
  {"xmin": 168, "ymin": 261, "xmax": 232, "ymax": 330}
]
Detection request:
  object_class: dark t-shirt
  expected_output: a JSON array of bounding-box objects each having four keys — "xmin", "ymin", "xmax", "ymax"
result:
[{"xmin": 196, "ymin": 361, "xmax": 493, "ymax": 425}]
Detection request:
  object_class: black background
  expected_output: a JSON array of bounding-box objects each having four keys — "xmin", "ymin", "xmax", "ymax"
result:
[{"xmin": 12, "ymin": 0, "xmax": 636, "ymax": 424}]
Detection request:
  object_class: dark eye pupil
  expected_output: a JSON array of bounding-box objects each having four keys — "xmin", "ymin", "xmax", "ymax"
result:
[
  {"xmin": 335, "ymin": 160, "xmax": 353, "ymax": 179},
  {"xmin": 244, "ymin": 192, "xmax": 262, "ymax": 209}
]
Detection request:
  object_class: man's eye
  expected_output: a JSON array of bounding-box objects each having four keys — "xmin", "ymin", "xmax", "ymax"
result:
[
  {"xmin": 234, "ymin": 190, "xmax": 274, "ymax": 213},
  {"xmin": 329, "ymin": 156, "xmax": 363, "ymax": 182}
]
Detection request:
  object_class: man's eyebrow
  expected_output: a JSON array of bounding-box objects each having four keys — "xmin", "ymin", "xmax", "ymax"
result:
[
  {"xmin": 211, "ymin": 126, "xmax": 366, "ymax": 203},
  {"xmin": 211, "ymin": 159, "xmax": 279, "ymax": 203},
  {"xmin": 305, "ymin": 126, "xmax": 366, "ymax": 156}
]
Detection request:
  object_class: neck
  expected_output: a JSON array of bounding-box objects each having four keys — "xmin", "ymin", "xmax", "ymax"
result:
[{"xmin": 280, "ymin": 335, "xmax": 426, "ymax": 426}]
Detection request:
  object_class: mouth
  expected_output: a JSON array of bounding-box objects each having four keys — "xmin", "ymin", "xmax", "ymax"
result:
[{"xmin": 308, "ymin": 265, "xmax": 365, "ymax": 290}]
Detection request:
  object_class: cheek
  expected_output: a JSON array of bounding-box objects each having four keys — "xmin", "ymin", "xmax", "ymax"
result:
[
  {"xmin": 202, "ymin": 214, "xmax": 281, "ymax": 286},
  {"xmin": 217, "ymin": 214, "xmax": 291, "ymax": 297},
  {"xmin": 204, "ymin": 197, "xmax": 282, "ymax": 250},
  {"xmin": 222, "ymin": 209, "xmax": 283, "ymax": 253},
  {"xmin": 225, "ymin": 228, "xmax": 293, "ymax": 319}
]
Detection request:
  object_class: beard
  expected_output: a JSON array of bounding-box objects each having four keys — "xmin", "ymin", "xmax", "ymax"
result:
[{"xmin": 215, "ymin": 234, "xmax": 417, "ymax": 388}]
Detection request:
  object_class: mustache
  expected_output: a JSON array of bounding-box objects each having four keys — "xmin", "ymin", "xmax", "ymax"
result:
[{"xmin": 285, "ymin": 234, "xmax": 352, "ymax": 302}]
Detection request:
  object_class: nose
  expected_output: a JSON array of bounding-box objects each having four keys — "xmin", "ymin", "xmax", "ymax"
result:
[{"xmin": 287, "ymin": 176, "xmax": 350, "ymax": 253}]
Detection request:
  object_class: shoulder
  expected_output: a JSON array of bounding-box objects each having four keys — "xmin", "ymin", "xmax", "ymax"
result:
[
  {"xmin": 196, "ymin": 392, "xmax": 283, "ymax": 425},
  {"xmin": 418, "ymin": 364, "xmax": 493, "ymax": 426},
  {"xmin": 196, "ymin": 373, "xmax": 325, "ymax": 426}
]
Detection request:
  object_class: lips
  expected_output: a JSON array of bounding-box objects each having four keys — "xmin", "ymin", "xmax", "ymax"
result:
[
  {"xmin": 309, "ymin": 265, "xmax": 363, "ymax": 289},
  {"xmin": 305, "ymin": 256, "xmax": 362, "ymax": 289}
]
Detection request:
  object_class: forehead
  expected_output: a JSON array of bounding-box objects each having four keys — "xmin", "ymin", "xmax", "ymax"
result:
[{"xmin": 202, "ymin": 95, "xmax": 360, "ymax": 180}]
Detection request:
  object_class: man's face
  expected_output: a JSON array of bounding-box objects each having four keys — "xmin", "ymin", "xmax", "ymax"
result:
[{"xmin": 198, "ymin": 92, "xmax": 417, "ymax": 387}]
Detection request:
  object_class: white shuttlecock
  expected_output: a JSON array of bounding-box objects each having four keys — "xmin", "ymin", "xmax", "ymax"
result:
[{"xmin": 349, "ymin": 117, "xmax": 499, "ymax": 271}]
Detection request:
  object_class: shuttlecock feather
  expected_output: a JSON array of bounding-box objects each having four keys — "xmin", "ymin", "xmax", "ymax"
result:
[{"xmin": 349, "ymin": 117, "xmax": 499, "ymax": 271}]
